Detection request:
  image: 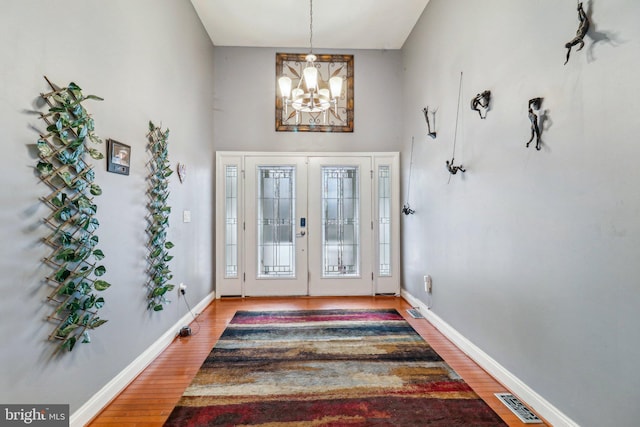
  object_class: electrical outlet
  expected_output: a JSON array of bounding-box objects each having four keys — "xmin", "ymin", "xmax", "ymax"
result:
[
  {"xmin": 179, "ymin": 283, "xmax": 187, "ymax": 294},
  {"xmin": 424, "ymin": 275, "xmax": 432, "ymax": 293}
]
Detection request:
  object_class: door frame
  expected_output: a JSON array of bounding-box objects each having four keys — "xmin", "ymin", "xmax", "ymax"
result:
[{"xmin": 215, "ymin": 151, "xmax": 400, "ymax": 298}]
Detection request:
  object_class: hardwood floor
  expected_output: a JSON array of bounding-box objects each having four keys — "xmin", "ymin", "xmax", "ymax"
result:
[{"xmin": 88, "ymin": 296, "xmax": 547, "ymax": 426}]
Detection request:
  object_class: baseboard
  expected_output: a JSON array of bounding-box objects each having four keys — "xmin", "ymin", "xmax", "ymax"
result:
[
  {"xmin": 70, "ymin": 291, "xmax": 216, "ymax": 427},
  {"xmin": 401, "ymin": 290, "xmax": 578, "ymax": 427}
]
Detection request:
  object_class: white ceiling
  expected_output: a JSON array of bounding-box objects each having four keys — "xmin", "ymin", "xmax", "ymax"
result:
[{"xmin": 190, "ymin": 0, "xmax": 431, "ymax": 50}]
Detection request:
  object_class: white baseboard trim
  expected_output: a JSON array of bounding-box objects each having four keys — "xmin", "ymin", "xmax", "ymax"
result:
[
  {"xmin": 401, "ymin": 289, "xmax": 578, "ymax": 427},
  {"xmin": 70, "ymin": 291, "xmax": 216, "ymax": 427}
]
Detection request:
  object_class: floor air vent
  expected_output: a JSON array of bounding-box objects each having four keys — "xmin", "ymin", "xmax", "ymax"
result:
[
  {"xmin": 406, "ymin": 308, "xmax": 424, "ymax": 319},
  {"xmin": 495, "ymin": 393, "xmax": 542, "ymax": 424}
]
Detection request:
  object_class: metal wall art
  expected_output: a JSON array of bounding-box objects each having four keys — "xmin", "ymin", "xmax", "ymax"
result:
[
  {"xmin": 526, "ymin": 97, "xmax": 544, "ymax": 150},
  {"xmin": 275, "ymin": 53, "xmax": 353, "ymax": 132},
  {"xmin": 446, "ymin": 159, "xmax": 466, "ymax": 175},
  {"xmin": 177, "ymin": 162, "xmax": 186, "ymax": 183},
  {"xmin": 447, "ymin": 72, "xmax": 467, "ymax": 181},
  {"xmin": 402, "ymin": 137, "xmax": 416, "ymax": 215},
  {"xmin": 422, "ymin": 107, "xmax": 437, "ymax": 139},
  {"xmin": 471, "ymin": 90, "xmax": 491, "ymax": 119},
  {"xmin": 564, "ymin": 2, "xmax": 590, "ymax": 64}
]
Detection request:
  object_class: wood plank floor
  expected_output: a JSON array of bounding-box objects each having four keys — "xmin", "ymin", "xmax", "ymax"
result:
[{"xmin": 88, "ymin": 296, "xmax": 548, "ymax": 426}]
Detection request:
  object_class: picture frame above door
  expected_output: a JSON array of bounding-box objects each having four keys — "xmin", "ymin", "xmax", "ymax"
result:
[{"xmin": 275, "ymin": 53, "xmax": 354, "ymax": 133}]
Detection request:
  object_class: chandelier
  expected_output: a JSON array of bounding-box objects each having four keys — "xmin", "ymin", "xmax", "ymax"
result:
[{"xmin": 277, "ymin": 0, "xmax": 343, "ymax": 125}]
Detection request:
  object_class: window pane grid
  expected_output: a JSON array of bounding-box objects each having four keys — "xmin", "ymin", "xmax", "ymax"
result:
[
  {"xmin": 225, "ymin": 166, "xmax": 238, "ymax": 277},
  {"xmin": 378, "ymin": 166, "xmax": 391, "ymax": 276},
  {"xmin": 257, "ymin": 167, "xmax": 296, "ymax": 278},
  {"xmin": 322, "ymin": 167, "xmax": 360, "ymax": 277}
]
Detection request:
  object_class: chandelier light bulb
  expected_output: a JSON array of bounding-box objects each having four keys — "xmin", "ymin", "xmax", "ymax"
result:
[
  {"xmin": 303, "ymin": 66, "xmax": 318, "ymax": 91},
  {"xmin": 278, "ymin": 76, "xmax": 292, "ymax": 98},
  {"xmin": 329, "ymin": 76, "xmax": 343, "ymax": 99}
]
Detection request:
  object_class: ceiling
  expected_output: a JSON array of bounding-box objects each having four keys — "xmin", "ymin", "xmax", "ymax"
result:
[{"xmin": 190, "ymin": 0, "xmax": 431, "ymax": 50}]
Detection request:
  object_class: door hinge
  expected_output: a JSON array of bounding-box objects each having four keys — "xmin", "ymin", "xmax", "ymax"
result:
[
  {"xmin": 370, "ymin": 170, "xmax": 374, "ymax": 179},
  {"xmin": 371, "ymin": 272, "xmax": 374, "ymax": 281},
  {"xmin": 243, "ymin": 221, "xmax": 246, "ymax": 231},
  {"xmin": 243, "ymin": 272, "xmax": 246, "ymax": 282}
]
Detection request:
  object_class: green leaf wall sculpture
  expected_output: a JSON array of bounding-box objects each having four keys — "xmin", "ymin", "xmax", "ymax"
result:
[
  {"xmin": 146, "ymin": 122, "xmax": 175, "ymax": 311},
  {"xmin": 36, "ymin": 78, "xmax": 111, "ymax": 352}
]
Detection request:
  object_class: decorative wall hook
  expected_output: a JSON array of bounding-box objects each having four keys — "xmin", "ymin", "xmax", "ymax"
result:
[
  {"xmin": 422, "ymin": 107, "xmax": 437, "ymax": 139},
  {"xmin": 526, "ymin": 97, "xmax": 543, "ymax": 151},
  {"xmin": 471, "ymin": 90, "xmax": 491, "ymax": 119},
  {"xmin": 564, "ymin": 2, "xmax": 590, "ymax": 65}
]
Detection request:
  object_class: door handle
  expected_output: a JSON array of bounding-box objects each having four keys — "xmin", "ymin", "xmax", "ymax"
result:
[{"xmin": 296, "ymin": 230, "xmax": 306, "ymax": 237}]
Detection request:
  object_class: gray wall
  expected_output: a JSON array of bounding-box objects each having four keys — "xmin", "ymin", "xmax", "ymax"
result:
[
  {"xmin": 213, "ymin": 46, "xmax": 403, "ymax": 152},
  {"xmin": 0, "ymin": 0, "xmax": 215, "ymax": 414},
  {"xmin": 401, "ymin": 1, "xmax": 640, "ymax": 426}
]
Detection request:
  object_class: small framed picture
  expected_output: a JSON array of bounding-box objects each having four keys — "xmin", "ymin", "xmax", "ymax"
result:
[{"xmin": 106, "ymin": 139, "xmax": 131, "ymax": 175}]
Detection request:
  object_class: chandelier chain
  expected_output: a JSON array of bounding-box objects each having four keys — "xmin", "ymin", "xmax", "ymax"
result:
[{"xmin": 309, "ymin": 0, "xmax": 314, "ymax": 53}]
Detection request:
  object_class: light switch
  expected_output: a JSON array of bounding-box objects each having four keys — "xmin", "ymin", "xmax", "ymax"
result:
[{"xmin": 183, "ymin": 210, "xmax": 191, "ymax": 223}]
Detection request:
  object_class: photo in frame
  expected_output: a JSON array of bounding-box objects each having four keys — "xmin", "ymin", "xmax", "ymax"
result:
[
  {"xmin": 276, "ymin": 53, "xmax": 354, "ymax": 132},
  {"xmin": 106, "ymin": 139, "xmax": 131, "ymax": 175}
]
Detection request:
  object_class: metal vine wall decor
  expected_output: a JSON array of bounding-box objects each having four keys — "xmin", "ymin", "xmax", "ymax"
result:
[
  {"xmin": 564, "ymin": 1, "xmax": 590, "ymax": 65},
  {"xmin": 146, "ymin": 122, "xmax": 175, "ymax": 311},
  {"xmin": 35, "ymin": 77, "xmax": 111, "ymax": 352}
]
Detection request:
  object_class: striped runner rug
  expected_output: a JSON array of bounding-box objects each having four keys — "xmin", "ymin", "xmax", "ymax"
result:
[{"xmin": 164, "ymin": 308, "xmax": 506, "ymax": 426}]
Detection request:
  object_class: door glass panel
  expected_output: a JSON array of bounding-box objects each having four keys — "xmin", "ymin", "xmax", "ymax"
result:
[
  {"xmin": 322, "ymin": 167, "xmax": 360, "ymax": 277},
  {"xmin": 378, "ymin": 165, "xmax": 391, "ymax": 276},
  {"xmin": 257, "ymin": 166, "xmax": 296, "ymax": 278},
  {"xmin": 225, "ymin": 165, "xmax": 238, "ymax": 278}
]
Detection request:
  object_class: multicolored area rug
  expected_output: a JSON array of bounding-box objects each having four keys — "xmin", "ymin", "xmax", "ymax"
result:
[{"xmin": 164, "ymin": 309, "xmax": 506, "ymax": 426}]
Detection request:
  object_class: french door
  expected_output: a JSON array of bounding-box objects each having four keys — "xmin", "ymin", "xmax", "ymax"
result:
[
  {"xmin": 307, "ymin": 157, "xmax": 372, "ymax": 295},
  {"xmin": 244, "ymin": 156, "xmax": 308, "ymax": 296},
  {"xmin": 215, "ymin": 152, "xmax": 399, "ymax": 297}
]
